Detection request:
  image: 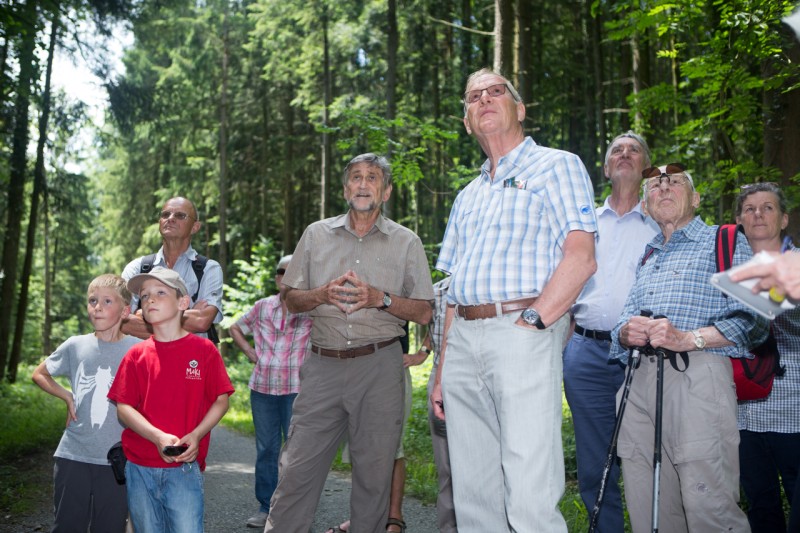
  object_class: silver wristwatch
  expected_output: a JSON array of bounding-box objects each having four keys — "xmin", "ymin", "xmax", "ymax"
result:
[
  {"xmin": 380, "ymin": 292, "xmax": 392, "ymax": 310},
  {"xmin": 691, "ymin": 329, "xmax": 706, "ymax": 350},
  {"xmin": 521, "ymin": 308, "xmax": 546, "ymax": 330}
]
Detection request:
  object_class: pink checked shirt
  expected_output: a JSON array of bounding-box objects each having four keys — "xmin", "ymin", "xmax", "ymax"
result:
[{"xmin": 235, "ymin": 294, "xmax": 312, "ymax": 395}]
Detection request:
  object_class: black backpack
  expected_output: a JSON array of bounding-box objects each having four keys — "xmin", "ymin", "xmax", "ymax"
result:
[{"xmin": 140, "ymin": 253, "xmax": 220, "ymax": 344}]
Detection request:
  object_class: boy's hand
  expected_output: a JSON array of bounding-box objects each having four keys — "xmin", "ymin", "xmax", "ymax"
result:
[
  {"xmin": 64, "ymin": 397, "xmax": 77, "ymax": 427},
  {"xmin": 173, "ymin": 434, "xmax": 201, "ymax": 463},
  {"xmin": 157, "ymin": 434, "xmax": 185, "ymax": 463}
]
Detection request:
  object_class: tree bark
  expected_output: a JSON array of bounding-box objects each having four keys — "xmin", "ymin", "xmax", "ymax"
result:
[
  {"xmin": 320, "ymin": 3, "xmax": 331, "ymax": 220},
  {"xmin": 9, "ymin": 11, "xmax": 57, "ymax": 382},
  {"xmin": 0, "ymin": 0, "xmax": 38, "ymax": 382},
  {"xmin": 493, "ymin": 0, "xmax": 514, "ymax": 74}
]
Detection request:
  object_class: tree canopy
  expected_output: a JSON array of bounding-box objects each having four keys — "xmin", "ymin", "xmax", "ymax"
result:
[{"xmin": 0, "ymin": 0, "xmax": 798, "ymax": 379}]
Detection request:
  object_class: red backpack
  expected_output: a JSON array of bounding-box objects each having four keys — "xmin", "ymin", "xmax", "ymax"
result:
[{"xmin": 715, "ymin": 224, "xmax": 785, "ymax": 400}]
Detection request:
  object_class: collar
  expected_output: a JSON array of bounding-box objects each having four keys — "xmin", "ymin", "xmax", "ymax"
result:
[
  {"xmin": 597, "ymin": 197, "xmax": 648, "ymax": 220},
  {"xmin": 480, "ymin": 136, "xmax": 536, "ymax": 183},
  {"xmin": 155, "ymin": 245, "xmax": 197, "ymax": 265},
  {"xmin": 331, "ymin": 212, "xmax": 389, "ymax": 236}
]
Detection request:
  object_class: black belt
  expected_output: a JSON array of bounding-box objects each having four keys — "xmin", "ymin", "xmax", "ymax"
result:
[
  {"xmin": 311, "ymin": 338, "xmax": 398, "ymax": 359},
  {"xmin": 575, "ymin": 325, "xmax": 612, "ymax": 342}
]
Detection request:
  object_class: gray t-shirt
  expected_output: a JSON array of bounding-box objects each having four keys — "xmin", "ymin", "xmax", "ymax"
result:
[{"xmin": 45, "ymin": 333, "xmax": 141, "ymax": 465}]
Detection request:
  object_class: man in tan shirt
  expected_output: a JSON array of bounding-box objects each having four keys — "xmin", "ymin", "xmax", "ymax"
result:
[{"xmin": 265, "ymin": 153, "xmax": 434, "ymax": 533}]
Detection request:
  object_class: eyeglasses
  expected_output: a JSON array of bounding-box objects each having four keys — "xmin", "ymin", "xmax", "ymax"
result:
[
  {"xmin": 463, "ymin": 83, "xmax": 514, "ymax": 104},
  {"xmin": 160, "ymin": 211, "xmax": 193, "ymax": 221},
  {"xmin": 276, "ymin": 268, "xmax": 286, "ymax": 275},
  {"xmin": 642, "ymin": 163, "xmax": 688, "ymax": 190}
]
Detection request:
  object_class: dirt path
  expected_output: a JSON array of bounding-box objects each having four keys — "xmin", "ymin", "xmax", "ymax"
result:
[{"xmin": 1, "ymin": 427, "xmax": 439, "ymax": 533}]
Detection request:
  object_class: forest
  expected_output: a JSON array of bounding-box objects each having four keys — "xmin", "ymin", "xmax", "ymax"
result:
[{"xmin": 0, "ymin": 0, "xmax": 799, "ymax": 381}]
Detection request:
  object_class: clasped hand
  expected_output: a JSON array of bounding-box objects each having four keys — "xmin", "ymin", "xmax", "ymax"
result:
[
  {"xmin": 621, "ymin": 315, "xmax": 688, "ymax": 352},
  {"xmin": 323, "ymin": 270, "xmax": 381, "ymax": 314}
]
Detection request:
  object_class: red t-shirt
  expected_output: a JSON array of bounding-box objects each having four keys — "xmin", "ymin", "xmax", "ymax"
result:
[{"xmin": 108, "ymin": 334, "xmax": 234, "ymax": 471}]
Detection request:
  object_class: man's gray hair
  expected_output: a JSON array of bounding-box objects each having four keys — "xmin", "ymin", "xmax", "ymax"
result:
[
  {"xmin": 604, "ymin": 131, "xmax": 652, "ymax": 169},
  {"xmin": 342, "ymin": 153, "xmax": 392, "ymax": 188},
  {"xmin": 462, "ymin": 68, "xmax": 523, "ymax": 117}
]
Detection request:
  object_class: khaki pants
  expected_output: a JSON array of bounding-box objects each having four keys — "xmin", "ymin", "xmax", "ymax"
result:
[
  {"xmin": 616, "ymin": 350, "xmax": 750, "ymax": 533},
  {"xmin": 265, "ymin": 342, "xmax": 404, "ymax": 533}
]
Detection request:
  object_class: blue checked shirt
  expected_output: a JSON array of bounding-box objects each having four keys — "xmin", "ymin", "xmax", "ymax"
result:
[
  {"xmin": 436, "ymin": 137, "xmax": 597, "ymax": 305},
  {"xmin": 738, "ymin": 247, "xmax": 800, "ymax": 433},
  {"xmin": 610, "ymin": 217, "xmax": 768, "ymax": 363}
]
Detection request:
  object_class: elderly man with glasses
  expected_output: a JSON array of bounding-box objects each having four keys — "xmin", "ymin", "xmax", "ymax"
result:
[
  {"xmin": 609, "ymin": 164, "xmax": 768, "ymax": 532},
  {"xmin": 121, "ymin": 196, "xmax": 223, "ymax": 340},
  {"xmin": 431, "ymin": 68, "xmax": 598, "ymax": 531}
]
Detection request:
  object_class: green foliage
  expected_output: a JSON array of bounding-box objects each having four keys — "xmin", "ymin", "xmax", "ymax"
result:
[
  {"xmin": 0, "ymin": 367, "xmax": 65, "ymax": 460},
  {"xmin": 222, "ymin": 237, "xmax": 281, "ymax": 329}
]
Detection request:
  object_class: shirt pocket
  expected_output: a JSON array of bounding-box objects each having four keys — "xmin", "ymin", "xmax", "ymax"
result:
[{"xmin": 493, "ymin": 186, "xmax": 544, "ymax": 228}]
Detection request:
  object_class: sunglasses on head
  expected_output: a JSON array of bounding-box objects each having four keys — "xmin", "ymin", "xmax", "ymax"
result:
[
  {"xmin": 276, "ymin": 268, "xmax": 286, "ymax": 275},
  {"xmin": 641, "ymin": 163, "xmax": 686, "ymax": 180}
]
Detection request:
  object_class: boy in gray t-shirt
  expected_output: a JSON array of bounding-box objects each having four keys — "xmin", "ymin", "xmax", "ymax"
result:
[{"xmin": 32, "ymin": 274, "xmax": 141, "ymax": 532}]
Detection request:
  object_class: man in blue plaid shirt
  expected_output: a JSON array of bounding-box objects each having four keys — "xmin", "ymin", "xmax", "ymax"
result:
[
  {"xmin": 431, "ymin": 68, "xmax": 598, "ymax": 532},
  {"xmin": 610, "ymin": 163, "xmax": 768, "ymax": 532}
]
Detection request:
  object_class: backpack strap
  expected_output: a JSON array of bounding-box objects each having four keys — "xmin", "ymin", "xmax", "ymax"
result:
[
  {"xmin": 190, "ymin": 254, "xmax": 208, "ymax": 303},
  {"xmin": 190, "ymin": 254, "xmax": 220, "ymax": 344},
  {"xmin": 715, "ymin": 224, "xmax": 740, "ymax": 272},
  {"xmin": 140, "ymin": 253, "xmax": 157, "ymax": 274}
]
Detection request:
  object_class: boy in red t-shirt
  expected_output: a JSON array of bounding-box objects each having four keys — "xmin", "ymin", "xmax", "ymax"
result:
[{"xmin": 108, "ymin": 266, "xmax": 234, "ymax": 532}]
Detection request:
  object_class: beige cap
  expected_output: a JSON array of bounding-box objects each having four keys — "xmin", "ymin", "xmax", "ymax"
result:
[{"xmin": 127, "ymin": 266, "xmax": 189, "ymax": 297}]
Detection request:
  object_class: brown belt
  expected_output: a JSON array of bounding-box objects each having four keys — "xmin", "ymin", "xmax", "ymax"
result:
[
  {"xmin": 453, "ymin": 297, "xmax": 538, "ymax": 321},
  {"xmin": 311, "ymin": 338, "xmax": 398, "ymax": 359}
]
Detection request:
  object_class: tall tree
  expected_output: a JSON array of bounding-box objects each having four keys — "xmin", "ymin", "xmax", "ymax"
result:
[
  {"xmin": 9, "ymin": 11, "xmax": 59, "ymax": 382},
  {"xmin": 0, "ymin": 0, "xmax": 38, "ymax": 381},
  {"xmin": 493, "ymin": 0, "xmax": 514, "ymax": 73}
]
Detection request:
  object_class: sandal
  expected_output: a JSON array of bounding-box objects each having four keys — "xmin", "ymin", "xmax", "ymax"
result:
[{"xmin": 386, "ymin": 517, "xmax": 406, "ymax": 533}]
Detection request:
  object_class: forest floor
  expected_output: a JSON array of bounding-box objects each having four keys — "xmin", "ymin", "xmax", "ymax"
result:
[{"xmin": 0, "ymin": 426, "xmax": 439, "ymax": 533}]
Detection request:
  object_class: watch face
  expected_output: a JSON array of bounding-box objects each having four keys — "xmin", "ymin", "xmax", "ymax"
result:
[
  {"xmin": 522, "ymin": 308, "xmax": 539, "ymax": 325},
  {"xmin": 383, "ymin": 293, "xmax": 392, "ymax": 307}
]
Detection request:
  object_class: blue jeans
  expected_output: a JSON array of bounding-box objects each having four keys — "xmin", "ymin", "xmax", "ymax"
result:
[
  {"xmin": 563, "ymin": 333, "xmax": 625, "ymax": 533},
  {"xmin": 251, "ymin": 390, "xmax": 296, "ymax": 512},
  {"xmin": 126, "ymin": 461, "xmax": 204, "ymax": 533},
  {"xmin": 739, "ymin": 430, "xmax": 800, "ymax": 533}
]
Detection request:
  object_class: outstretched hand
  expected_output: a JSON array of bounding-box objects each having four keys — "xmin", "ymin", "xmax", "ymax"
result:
[{"xmin": 729, "ymin": 252, "xmax": 800, "ymax": 303}]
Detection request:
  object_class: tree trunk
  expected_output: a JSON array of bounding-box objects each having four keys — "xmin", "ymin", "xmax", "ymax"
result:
[
  {"xmin": 43, "ymin": 187, "xmax": 52, "ymax": 354},
  {"xmin": 216, "ymin": 5, "xmax": 230, "ymax": 356},
  {"xmin": 9, "ymin": 11, "xmax": 57, "ymax": 382},
  {"xmin": 493, "ymin": 0, "xmax": 514, "ymax": 74},
  {"xmin": 384, "ymin": 0, "xmax": 398, "ymax": 219},
  {"xmin": 764, "ymin": 32, "xmax": 800, "ymax": 239},
  {"xmin": 516, "ymin": 0, "xmax": 533, "ymax": 132},
  {"xmin": 320, "ymin": 4, "xmax": 331, "ymax": 221},
  {"xmin": 0, "ymin": 0, "xmax": 38, "ymax": 382}
]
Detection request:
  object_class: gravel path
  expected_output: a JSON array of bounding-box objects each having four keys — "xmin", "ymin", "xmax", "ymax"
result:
[{"xmin": 1, "ymin": 426, "xmax": 438, "ymax": 533}]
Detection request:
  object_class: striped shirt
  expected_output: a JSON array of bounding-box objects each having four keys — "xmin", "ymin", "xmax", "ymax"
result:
[
  {"xmin": 738, "ymin": 247, "xmax": 800, "ymax": 432},
  {"xmin": 610, "ymin": 217, "xmax": 769, "ymax": 362},
  {"xmin": 236, "ymin": 295, "xmax": 312, "ymax": 395},
  {"xmin": 436, "ymin": 137, "xmax": 597, "ymax": 305}
]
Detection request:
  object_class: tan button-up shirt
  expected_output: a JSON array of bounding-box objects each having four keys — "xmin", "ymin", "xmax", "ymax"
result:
[{"xmin": 282, "ymin": 212, "xmax": 434, "ymax": 349}]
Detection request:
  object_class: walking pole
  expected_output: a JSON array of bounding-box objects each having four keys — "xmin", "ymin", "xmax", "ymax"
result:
[
  {"xmin": 650, "ymin": 314, "xmax": 667, "ymax": 533},
  {"xmin": 588, "ymin": 310, "xmax": 652, "ymax": 533}
]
